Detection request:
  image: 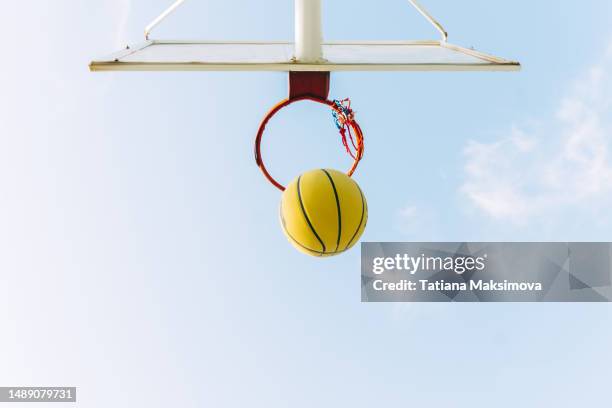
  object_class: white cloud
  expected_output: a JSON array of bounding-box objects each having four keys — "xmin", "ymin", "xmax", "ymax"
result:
[
  {"xmin": 461, "ymin": 41, "xmax": 612, "ymax": 223},
  {"xmin": 398, "ymin": 205, "xmax": 418, "ymax": 220},
  {"xmin": 395, "ymin": 204, "xmax": 448, "ymax": 240},
  {"xmin": 395, "ymin": 205, "xmax": 421, "ymax": 236}
]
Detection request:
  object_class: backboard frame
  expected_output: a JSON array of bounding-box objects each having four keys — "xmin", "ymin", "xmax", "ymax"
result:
[{"xmin": 89, "ymin": 40, "xmax": 520, "ymax": 72}]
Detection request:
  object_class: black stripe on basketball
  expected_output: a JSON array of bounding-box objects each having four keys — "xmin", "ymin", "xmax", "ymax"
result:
[
  {"xmin": 344, "ymin": 182, "xmax": 366, "ymax": 251},
  {"xmin": 280, "ymin": 201, "xmax": 324, "ymax": 256},
  {"xmin": 297, "ymin": 175, "xmax": 327, "ymax": 253},
  {"xmin": 321, "ymin": 169, "xmax": 342, "ymax": 252}
]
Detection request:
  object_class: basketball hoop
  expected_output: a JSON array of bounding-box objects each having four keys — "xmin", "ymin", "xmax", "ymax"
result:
[
  {"xmin": 254, "ymin": 72, "xmax": 364, "ymax": 192},
  {"xmin": 89, "ymin": 0, "xmax": 520, "ymax": 256}
]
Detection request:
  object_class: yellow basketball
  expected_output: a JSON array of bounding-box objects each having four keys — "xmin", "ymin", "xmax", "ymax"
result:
[{"xmin": 279, "ymin": 169, "xmax": 368, "ymax": 257}]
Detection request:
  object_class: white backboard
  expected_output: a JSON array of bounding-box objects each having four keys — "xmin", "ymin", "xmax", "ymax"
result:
[{"xmin": 89, "ymin": 40, "xmax": 520, "ymax": 72}]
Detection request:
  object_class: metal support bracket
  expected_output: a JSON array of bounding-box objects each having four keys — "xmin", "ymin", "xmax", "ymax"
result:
[
  {"xmin": 289, "ymin": 72, "xmax": 330, "ymax": 101},
  {"xmin": 144, "ymin": 0, "xmax": 449, "ymax": 42},
  {"xmin": 407, "ymin": 0, "xmax": 448, "ymax": 42},
  {"xmin": 145, "ymin": 0, "xmax": 186, "ymax": 40}
]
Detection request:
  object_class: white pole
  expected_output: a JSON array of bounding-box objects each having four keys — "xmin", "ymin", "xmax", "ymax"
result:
[{"xmin": 295, "ymin": 0, "xmax": 323, "ymax": 62}]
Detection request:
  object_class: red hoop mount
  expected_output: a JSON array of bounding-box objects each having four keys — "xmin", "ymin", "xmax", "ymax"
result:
[{"xmin": 254, "ymin": 72, "xmax": 364, "ymax": 191}]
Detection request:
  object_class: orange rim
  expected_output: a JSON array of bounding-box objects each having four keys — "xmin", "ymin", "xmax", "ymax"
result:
[{"xmin": 254, "ymin": 96, "xmax": 364, "ymax": 191}]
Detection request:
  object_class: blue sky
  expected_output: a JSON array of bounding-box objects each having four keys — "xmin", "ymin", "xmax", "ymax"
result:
[{"xmin": 1, "ymin": 1, "xmax": 612, "ymax": 407}]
